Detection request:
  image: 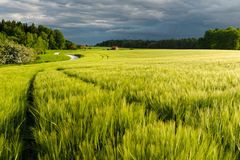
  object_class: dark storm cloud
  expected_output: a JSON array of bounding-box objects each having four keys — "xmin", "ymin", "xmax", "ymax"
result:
[{"xmin": 0, "ymin": 0, "xmax": 240, "ymax": 44}]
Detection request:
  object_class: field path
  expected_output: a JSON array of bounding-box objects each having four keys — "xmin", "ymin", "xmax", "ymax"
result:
[{"xmin": 67, "ymin": 54, "xmax": 79, "ymax": 60}]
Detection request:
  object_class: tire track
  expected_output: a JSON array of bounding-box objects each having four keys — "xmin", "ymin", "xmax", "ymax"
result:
[{"xmin": 20, "ymin": 70, "xmax": 43, "ymax": 160}]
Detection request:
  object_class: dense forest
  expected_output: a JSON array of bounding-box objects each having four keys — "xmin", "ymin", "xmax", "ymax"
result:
[{"xmin": 97, "ymin": 27, "xmax": 240, "ymax": 50}]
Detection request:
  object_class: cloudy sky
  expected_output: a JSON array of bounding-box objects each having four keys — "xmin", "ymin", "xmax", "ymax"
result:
[{"xmin": 0, "ymin": 0, "xmax": 240, "ymax": 44}]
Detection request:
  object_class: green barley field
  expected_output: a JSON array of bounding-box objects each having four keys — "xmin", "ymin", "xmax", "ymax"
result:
[{"xmin": 2, "ymin": 49, "xmax": 240, "ymax": 159}]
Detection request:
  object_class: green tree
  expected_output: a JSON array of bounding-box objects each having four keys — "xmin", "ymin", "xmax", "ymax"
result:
[
  {"xmin": 33, "ymin": 37, "xmax": 48, "ymax": 54},
  {"xmin": 201, "ymin": 27, "xmax": 240, "ymax": 50},
  {"xmin": 54, "ymin": 29, "xmax": 65, "ymax": 49},
  {"xmin": 49, "ymin": 33, "xmax": 57, "ymax": 49},
  {"xmin": 25, "ymin": 32, "xmax": 35, "ymax": 48}
]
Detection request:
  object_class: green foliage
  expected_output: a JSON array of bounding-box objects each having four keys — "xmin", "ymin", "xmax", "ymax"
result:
[
  {"xmin": 0, "ymin": 19, "xmax": 76, "ymax": 53},
  {"xmin": 0, "ymin": 32, "xmax": 7, "ymax": 41},
  {"xmin": 200, "ymin": 27, "xmax": 240, "ymax": 49},
  {"xmin": 53, "ymin": 30, "xmax": 65, "ymax": 49},
  {"xmin": 33, "ymin": 37, "xmax": 48, "ymax": 54},
  {"xmin": 49, "ymin": 33, "xmax": 58, "ymax": 50},
  {"xmin": 25, "ymin": 32, "xmax": 35, "ymax": 48}
]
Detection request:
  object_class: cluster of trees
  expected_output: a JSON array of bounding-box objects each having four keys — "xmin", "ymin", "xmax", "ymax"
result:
[
  {"xmin": 199, "ymin": 27, "xmax": 240, "ymax": 49},
  {"xmin": 0, "ymin": 20, "xmax": 77, "ymax": 54},
  {"xmin": 97, "ymin": 27, "xmax": 240, "ymax": 50}
]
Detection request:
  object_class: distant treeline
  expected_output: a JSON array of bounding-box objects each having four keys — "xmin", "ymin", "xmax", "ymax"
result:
[
  {"xmin": 0, "ymin": 20, "xmax": 77, "ymax": 54},
  {"xmin": 96, "ymin": 38, "xmax": 199, "ymax": 49},
  {"xmin": 96, "ymin": 27, "xmax": 240, "ymax": 50}
]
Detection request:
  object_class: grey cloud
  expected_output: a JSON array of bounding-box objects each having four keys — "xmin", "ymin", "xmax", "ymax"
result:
[{"xmin": 0, "ymin": 0, "xmax": 240, "ymax": 44}]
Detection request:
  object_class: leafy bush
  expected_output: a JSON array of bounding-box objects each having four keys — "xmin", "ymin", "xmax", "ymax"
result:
[{"xmin": 0, "ymin": 40, "xmax": 36, "ymax": 64}]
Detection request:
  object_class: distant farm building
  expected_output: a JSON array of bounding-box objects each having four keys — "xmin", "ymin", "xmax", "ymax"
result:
[
  {"xmin": 111, "ymin": 46, "xmax": 119, "ymax": 50},
  {"xmin": 79, "ymin": 45, "xmax": 87, "ymax": 49}
]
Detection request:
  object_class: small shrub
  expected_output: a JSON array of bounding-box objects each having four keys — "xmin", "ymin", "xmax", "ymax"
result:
[{"xmin": 0, "ymin": 40, "xmax": 36, "ymax": 64}]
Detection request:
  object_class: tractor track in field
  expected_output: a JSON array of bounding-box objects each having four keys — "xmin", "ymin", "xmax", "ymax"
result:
[
  {"xmin": 20, "ymin": 70, "xmax": 43, "ymax": 160},
  {"xmin": 61, "ymin": 70, "xmax": 145, "ymax": 104},
  {"xmin": 60, "ymin": 70, "xmax": 178, "ymax": 123},
  {"xmin": 62, "ymin": 70, "xmax": 115, "ymax": 91},
  {"xmin": 60, "ymin": 70, "xmax": 151, "ymax": 110}
]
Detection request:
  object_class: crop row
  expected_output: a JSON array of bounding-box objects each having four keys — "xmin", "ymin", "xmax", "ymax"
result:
[
  {"xmin": 30, "ymin": 69, "xmax": 234, "ymax": 159},
  {"xmin": 60, "ymin": 61, "xmax": 240, "ymax": 158}
]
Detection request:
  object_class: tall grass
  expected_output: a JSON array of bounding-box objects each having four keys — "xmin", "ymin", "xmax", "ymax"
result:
[
  {"xmin": 121, "ymin": 122, "xmax": 232, "ymax": 159},
  {"xmin": 33, "ymin": 71, "xmax": 150, "ymax": 159},
  {"xmin": 0, "ymin": 66, "xmax": 39, "ymax": 159},
  {"xmin": 60, "ymin": 51, "xmax": 240, "ymax": 158},
  {"xmin": 1, "ymin": 49, "xmax": 240, "ymax": 159},
  {"xmin": 32, "ymin": 69, "xmax": 234, "ymax": 159}
]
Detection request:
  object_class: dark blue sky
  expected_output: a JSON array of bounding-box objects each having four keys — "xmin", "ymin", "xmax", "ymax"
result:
[{"xmin": 1, "ymin": 0, "xmax": 240, "ymax": 45}]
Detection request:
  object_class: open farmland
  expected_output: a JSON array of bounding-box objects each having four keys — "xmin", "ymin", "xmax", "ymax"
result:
[{"xmin": 1, "ymin": 49, "xmax": 240, "ymax": 159}]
